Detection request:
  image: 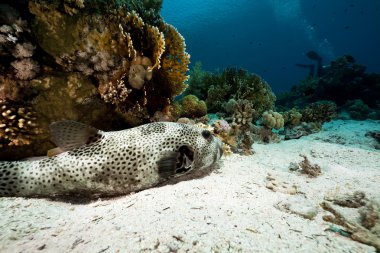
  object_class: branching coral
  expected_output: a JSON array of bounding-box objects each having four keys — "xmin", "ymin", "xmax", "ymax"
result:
[
  {"xmin": 228, "ymin": 99, "xmax": 255, "ymax": 155},
  {"xmin": 344, "ymin": 99, "xmax": 380, "ymax": 120},
  {"xmin": 185, "ymin": 61, "xmax": 210, "ymax": 100}
]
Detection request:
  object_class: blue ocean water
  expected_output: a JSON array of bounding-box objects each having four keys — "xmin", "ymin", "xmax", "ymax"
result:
[{"xmin": 162, "ymin": 0, "xmax": 380, "ymax": 93}]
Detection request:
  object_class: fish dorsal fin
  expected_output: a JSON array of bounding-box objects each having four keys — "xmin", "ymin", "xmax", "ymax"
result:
[{"xmin": 49, "ymin": 120, "xmax": 102, "ymax": 151}]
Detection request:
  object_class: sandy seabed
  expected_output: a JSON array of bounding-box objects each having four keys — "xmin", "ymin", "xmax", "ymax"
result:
[{"xmin": 0, "ymin": 120, "xmax": 379, "ymax": 253}]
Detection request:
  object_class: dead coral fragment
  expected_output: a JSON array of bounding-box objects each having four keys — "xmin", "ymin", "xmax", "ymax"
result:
[
  {"xmin": 324, "ymin": 191, "xmax": 368, "ymax": 208},
  {"xmin": 298, "ymin": 155, "xmax": 322, "ymax": 177},
  {"xmin": 0, "ymin": 100, "xmax": 41, "ymax": 148},
  {"xmin": 321, "ymin": 200, "xmax": 380, "ymax": 251}
]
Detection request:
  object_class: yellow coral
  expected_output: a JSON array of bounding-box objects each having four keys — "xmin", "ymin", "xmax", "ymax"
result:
[
  {"xmin": 146, "ymin": 25, "xmax": 165, "ymax": 70},
  {"xmin": 160, "ymin": 22, "xmax": 190, "ymax": 97}
]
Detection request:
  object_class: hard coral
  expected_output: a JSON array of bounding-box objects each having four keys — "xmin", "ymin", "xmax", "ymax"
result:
[
  {"xmin": 0, "ymin": 6, "xmax": 40, "ymax": 83},
  {"xmin": 261, "ymin": 110, "xmax": 284, "ymax": 130},
  {"xmin": 281, "ymin": 108, "xmax": 302, "ymax": 127},
  {"xmin": 277, "ymin": 55, "xmax": 380, "ymax": 115},
  {"xmin": 194, "ymin": 67, "xmax": 275, "ymax": 115},
  {"xmin": 229, "ymin": 99, "xmax": 255, "ymax": 155},
  {"xmin": 301, "ymin": 101, "xmax": 337, "ymax": 124},
  {"xmin": 29, "ymin": 1, "xmax": 190, "ymax": 126},
  {"xmin": 0, "ymin": 100, "xmax": 41, "ymax": 148},
  {"xmin": 175, "ymin": 95, "xmax": 207, "ymax": 118}
]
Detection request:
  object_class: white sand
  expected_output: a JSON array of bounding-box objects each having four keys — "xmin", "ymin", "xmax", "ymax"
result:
[{"xmin": 0, "ymin": 119, "xmax": 379, "ymax": 253}]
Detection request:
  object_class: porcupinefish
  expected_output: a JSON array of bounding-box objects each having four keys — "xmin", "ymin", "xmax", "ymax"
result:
[{"xmin": 0, "ymin": 121, "xmax": 223, "ymax": 197}]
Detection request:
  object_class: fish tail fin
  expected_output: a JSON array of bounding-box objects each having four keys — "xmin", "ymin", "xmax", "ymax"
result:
[{"xmin": 0, "ymin": 161, "xmax": 31, "ymax": 197}]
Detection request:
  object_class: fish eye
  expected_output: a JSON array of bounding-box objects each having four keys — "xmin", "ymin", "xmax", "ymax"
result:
[{"xmin": 201, "ymin": 130, "xmax": 212, "ymax": 140}]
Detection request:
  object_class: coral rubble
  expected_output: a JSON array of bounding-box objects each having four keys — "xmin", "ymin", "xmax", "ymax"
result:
[{"xmin": 321, "ymin": 195, "xmax": 380, "ymax": 251}]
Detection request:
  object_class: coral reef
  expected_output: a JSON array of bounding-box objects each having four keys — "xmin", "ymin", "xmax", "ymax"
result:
[
  {"xmin": 185, "ymin": 65, "xmax": 275, "ymax": 116},
  {"xmin": 184, "ymin": 61, "xmax": 209, "ymax": 100},
  {"xmin": 277, "ymin": 55, "xmax": 380, "ymax": 118},
  {"xmin": 251, "ymin": 125, "xmax": 281, "ymax": 144},
  {"xmin": 174, "ymin": 95, "xmax": 207, "ymax": 118},
  {"xmin": 344, "ymin": 99, "xmax": 380, "ymax": 120},
  {"xmin": 278, "ymin": 102, "xmax": 336, "ymax": 140},
  {"xmin": 300, "ymin": 101, "xmax": 337, "ymax": 124},
  {"xmin": 0, "ymin": 1, "xmax": 190, "ymax": 159}
]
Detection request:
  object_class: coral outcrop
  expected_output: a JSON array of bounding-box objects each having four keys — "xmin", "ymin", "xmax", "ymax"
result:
[
  {"xmin": 0, "ymin": 0, "xmax": 190, "ymax": 159},
  {"xmin": 261, "ymin": 110, "xmax": 284, "ymax": 130},
  {"xmin": 228, "ymin": 99, "xmax": 255, "ymax": 155},
  {"xmin": 185, "ymin": 65, "xmax": 275, "ymax": 116},
  {"xmin": 277, "ymin": 55, "xmax": 380, "ymax": 120},
  {"xmin": 174, "ymin": 95, "xmax": 207, "ymax": 118},
  {"xmin": 300, "ymin": 101, "xmax": 337, "ymax": 124}
]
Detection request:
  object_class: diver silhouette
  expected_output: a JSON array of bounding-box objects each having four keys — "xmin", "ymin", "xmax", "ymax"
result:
[{"xmin": 296, "ymin": 51, "xmax": 324, "ymax": 78}]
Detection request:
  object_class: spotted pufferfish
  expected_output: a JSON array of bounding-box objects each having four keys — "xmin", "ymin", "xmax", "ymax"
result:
[{"xmin": 0, "ymin": 121, "xmax": 223, "ymax": 197}]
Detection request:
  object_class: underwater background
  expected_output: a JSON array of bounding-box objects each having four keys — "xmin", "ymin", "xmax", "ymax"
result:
[
  {"xmin": 0, "ymin": 0, "xmax": 379, "ymax": 158},
  {"xmin": 162, "ymin": 0, "xmax": 380, "ymax": 93},
  {"xmin": 1, "ymin": 1, "xmax": 380, "ymax": 252}
]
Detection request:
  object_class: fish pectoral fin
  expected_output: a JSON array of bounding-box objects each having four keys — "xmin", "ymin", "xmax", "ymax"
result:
[
  {"xmin": 157, "ymin": 145, "xmax": 195, "ymax": 179},
  {"xmin": 157, "ymin": 151, "xmax": 179, "ymax": 178},
  {"xmin": 49, "ymin": 120, "xmax": 103, "ymax": 151}
]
